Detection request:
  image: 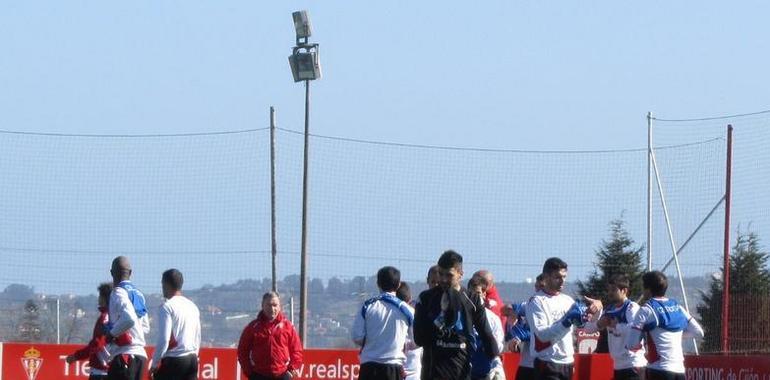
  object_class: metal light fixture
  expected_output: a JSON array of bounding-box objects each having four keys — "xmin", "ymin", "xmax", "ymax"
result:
[
  {"xmin": 289, "ymin": 10, "xmax": 321, "ymax": 83},
  {"xmin": 292, "ymin": 10, "xmax": 312, "ymax": 41}
]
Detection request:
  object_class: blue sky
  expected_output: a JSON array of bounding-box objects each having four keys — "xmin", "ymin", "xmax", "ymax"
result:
[{"xmin": 1, "ymin": 2, "xmax": 769, "ymax": 295}]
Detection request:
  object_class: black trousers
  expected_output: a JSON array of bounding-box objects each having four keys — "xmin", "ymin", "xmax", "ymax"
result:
[
  {"xmin": 515, "ymin": 366, "xmax": 536, "ymax": 380},
  {"xmin": 107, "ymin": 354, "xmax": 146, "ymax": 380},
  {"xmin": 359, "ymin": 362, "xmax": 404, "ymax": 380},
  {"xmin": 155, "ymin": 355, "xmax": 199, "ymax": 380},
  {"xmin": 646, "ymin": 368, "xmax": 685, "ymax": 380},
  {"xmin": 248, "ymin": 372, "xmax": 292, "ymax": 380},
  {"xmin": 614, "ymin": 367, "xmax": 644, "ymax": 380},
  {"xmin": 533, "ymin": 359, "xmax": 573, "ymax": 380}
]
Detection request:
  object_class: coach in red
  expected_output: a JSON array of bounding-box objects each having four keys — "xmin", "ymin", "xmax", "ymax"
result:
[{"xmin": 237, "ymin": 291, "xmax": 303, "ymax": 380}]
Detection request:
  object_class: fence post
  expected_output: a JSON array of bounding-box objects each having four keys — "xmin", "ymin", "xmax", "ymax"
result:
[{"xmin": 721, "ymin": 124, "xmax": 733, "ymax": 354}]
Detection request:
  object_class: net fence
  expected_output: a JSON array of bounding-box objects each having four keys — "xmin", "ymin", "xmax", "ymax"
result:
[
  {"xmin": 0, "ymin": 112, "xmax": 767, "ymax": 352},
  {"xmin": 651, "ymin": 112, "xmax": 770, "ymax": 354}
]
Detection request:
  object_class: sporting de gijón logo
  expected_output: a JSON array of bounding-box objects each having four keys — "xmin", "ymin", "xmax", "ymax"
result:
[{"xmin": 20, "ymin": 346, "xmax": 43, "ymax": 380}]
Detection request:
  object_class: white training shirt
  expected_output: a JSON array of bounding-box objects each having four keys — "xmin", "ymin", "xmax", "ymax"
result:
[
  {"xmin": 352, "ymin": 292, "xmax": 412, "ymax": 366},
  {"xmin": 108, "ymin": 285, "xmax": 150, "ymax": 359},
  {"xmin": 584, "ymin": 300, "xmax": 647, "ymax": 370},
  {"xmin": 515, "ymin": 300, "xmax": 536, "ymax": 369},
  {"xmin": 626, "ymin": 298, "xmax": 705, "ymax": 374},
  {"xmin": 525, "ymin": 290, "xmax": 575, "ymax": 365},
  {"xmin": 403, "ymin": 304, "xmax": 422, "ymax": 380},
  {"xmin": 485, "ymin": 308, "xmax": 505, "ymax": 371},
  {"xmin": 151, "ymin": 295, "xmax": 202, "ymax": 369}
]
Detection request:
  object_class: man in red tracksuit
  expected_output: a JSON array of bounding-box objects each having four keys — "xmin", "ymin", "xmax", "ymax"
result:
[
  {"xmin": 473, "ymin": 270, "xmax": 506, "ymax": 327},
  {"xmin": 237, "ymin": 291, "xmax": 303, "ymax": 380},
  {"xmin": 66, "ymin": 283, "xmax": 113, "ymax": 380}
]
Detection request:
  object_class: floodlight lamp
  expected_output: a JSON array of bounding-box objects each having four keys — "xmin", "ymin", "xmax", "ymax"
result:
[
  {"xmin": 293, "ymin": 10, "xmax": 312, "ymax": 40},
  {"xmin": 288, "ymin": 50, "xmax": 322, "ymax": 82}
]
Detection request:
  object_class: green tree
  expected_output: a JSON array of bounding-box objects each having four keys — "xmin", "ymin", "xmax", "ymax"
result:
[
  {"xmin": 17, "ymin": 299, "xmax": 43, "ymax": 342},
  {"xmin": 577, "ymin": 218, "xmax": 646, "ymax": 303},
  {"xmin": 697, "ymin": 231, "xmax": 770, "ymax": 353}
]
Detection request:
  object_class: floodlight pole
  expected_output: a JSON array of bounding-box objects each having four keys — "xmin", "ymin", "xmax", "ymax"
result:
[
  {"xmin": 721, "ymin": 124, "xmax": 733, "ymax": 354},
  {"xmin": 299, "ymin": 79, "xmax": 311, "ymax": 344},
  {"xmin": 270, "ymin": 106, "xmax": 278, "ymax": 292}
]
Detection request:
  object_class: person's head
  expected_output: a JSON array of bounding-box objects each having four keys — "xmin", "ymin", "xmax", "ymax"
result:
[
  {"xmin": 437, "ymin": 250, "xmax": 464, "ymax": 290},
  {"xmin": 606, "ymin": 274, "xmax": 630, "ymax": 304},
  {"xmin": 110, "ymin": 256, "xmax": 132, "ymax": 285},
  {"xmin": 473, "ymin": 270, "xmax": 495, "ymax": 289},
  {"xmin": 377, "ymin": 266, "xmax": 401, "ymax": 293},
  {"xmin": 261, "ymin": 291, "xmax": 281, "ymax": 320},
  {"xmin": 161, "ymin": 269, "xmax": 184, "ymax": 299},
  {"xmin": 467, "ymin": 276, "xmax": 489, "ymax": 300},
  {"xmin": 542, "ymin": 257, "xmax": 568, "ymax": 293},
  {"xmin": 396, "ymin": 282, "xmax": 412, "ymax": 304},
  {"xmin": 535, "ymin": 273, "xmax": 546, "ymax": 292},
  {"xmin": 642, "ymin": 271, "xmax": 668, "ymax": 298},
  {"xmin": 426, "ymin": 265, "xmax": 441, "ymax": 289},
  {"xmin": 97, "ymin": 282, "xmax": 113, "ymax": 308}
]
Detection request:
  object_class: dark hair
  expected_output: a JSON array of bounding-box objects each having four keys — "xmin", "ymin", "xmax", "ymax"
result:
[
  {"xmin": 438, "ymin": 250, "xmax": 463, "ymax": 270},
  {"xmin": 535, "ymin": 273, "xmax": 545, "ymax": 282},
  {"xmin": 396, "ymin": 282, "xmax": 411, "ymax": 303},
  {"xmin": 97, "ymin": 282, "xmax": 113, "ymax": 300},
  {"xmin": 427, "ymin": 265, "xmax": 440, "ymax": 279},
  {"xmin": 642, "ymin": 271, "xmax": 668, "ymax": 297},
  {"xmin": 608, "ymin": 274, "xmax": 630, "ymax": 290},
  {"xmin": 542, "ymin": 257, "xmax": 568, "ymax": 275},
  {"xmin": 162, "ymin": 268, "xmax": 184, "ymax": 291},
  {"xmin": 377, "ymin": 266, "xmax": 401, "ymax": 292}
]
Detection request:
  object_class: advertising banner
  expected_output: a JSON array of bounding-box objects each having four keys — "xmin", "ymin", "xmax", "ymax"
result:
[{"xmin": 1, "ymin": 342, "xmax": 769, "ymax": 380}]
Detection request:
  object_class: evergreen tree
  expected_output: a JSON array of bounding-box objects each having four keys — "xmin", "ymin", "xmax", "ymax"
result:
[
  {"xmin": 697, "ymin": 231, "xmax": 770, "ymax": 353},
  {"xmin": 17, "ymin": 299, "xmax": 42, "ymax": 342},
  {"xmin": 577, "ymin": 218, "xmax": 645, "ymax": 302}
]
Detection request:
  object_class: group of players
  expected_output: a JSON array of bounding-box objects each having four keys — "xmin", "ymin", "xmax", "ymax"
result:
[
  {"xmin": 68, "ymin": 251, "xmax": 704, "ymax": 380},
  {"xmin": 68, "ymin": 256, "xmax": 306, "ymax": 380},
  {"xmin": 353, "ymin": 250, "xmax": 704, "ymax": 380}
]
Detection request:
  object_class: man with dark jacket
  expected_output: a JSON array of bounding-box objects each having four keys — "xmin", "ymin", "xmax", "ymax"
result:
[
  {"xmin": 237, "ymin": 292, "xmax": 303, "ymax": 380},
  {"xmin": 414, "ymin": 250, "xmax": 500, "ymax": 380}
]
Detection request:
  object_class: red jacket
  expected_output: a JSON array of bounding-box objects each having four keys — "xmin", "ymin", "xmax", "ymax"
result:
[
  {"xmin": 486, "ymin": 285, "xmax": 507, "ymax": 327},
  {"xmin": 237, "ymin": 312, "xmax": 303, "ymax": 377},
  {"xmin": 69, "ymin": 307, "xmax": 110, "ymax": 372}
]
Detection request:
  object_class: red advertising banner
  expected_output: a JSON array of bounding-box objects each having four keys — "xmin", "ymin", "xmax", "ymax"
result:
[
  {"xmin": 684, "ymin": 355, "xmax": 770, "ymax": 380},
  {"xmin": 1, "ymin": 342, "xmax": 769, "ymax": 380}
]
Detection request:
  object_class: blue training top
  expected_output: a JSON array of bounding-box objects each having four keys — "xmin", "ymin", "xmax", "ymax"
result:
[{"xmin": 643, "ymin": 298, "xmax": 688, "ymax": 332}]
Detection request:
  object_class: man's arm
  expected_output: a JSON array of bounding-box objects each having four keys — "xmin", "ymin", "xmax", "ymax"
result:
[
  {"xmin": 236, "ymin": 322, "xmax": 254, "ymax": 376},
  {"xmin": 109, "ymin": 288, "xmax": 138, "ymax": 336},
  {"xmin": 683, "ymin": 308, "xmax": 705, "ymax": 340},
  {"xmin": 151, "ymin": 304, "xmax": 173, "ymax": 369},
  {"xmin": 287, "ymin": 323, "xmax": 304, "ymax": 374},
  {"xmin": 351, "ymin": 305, "xmax": 366, "ymax": 346},
  {"xmin": 487, "ymin": 311, "xmax": 505, "ymax": 355},
  {"xmin": 413, "ymin": 293, "xmax": 433, "ymax": 348},
  {"xmin": 625, "ymin": 305, "xmax": 654, "ymax": 350},
  {"xmin": 583, "ymin": 309, "xmax": 605, "ymax": 334},
  {"xmin": 526, "ymin": 297, "xmax": 572, "ymax": 343},
  {"xmin": 67, "ymin": 315, "xmax": 107, "ymax": 362},
  {"xmin": 469, "ymin": 292, "xmax": 500, "ymax": 358}
]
